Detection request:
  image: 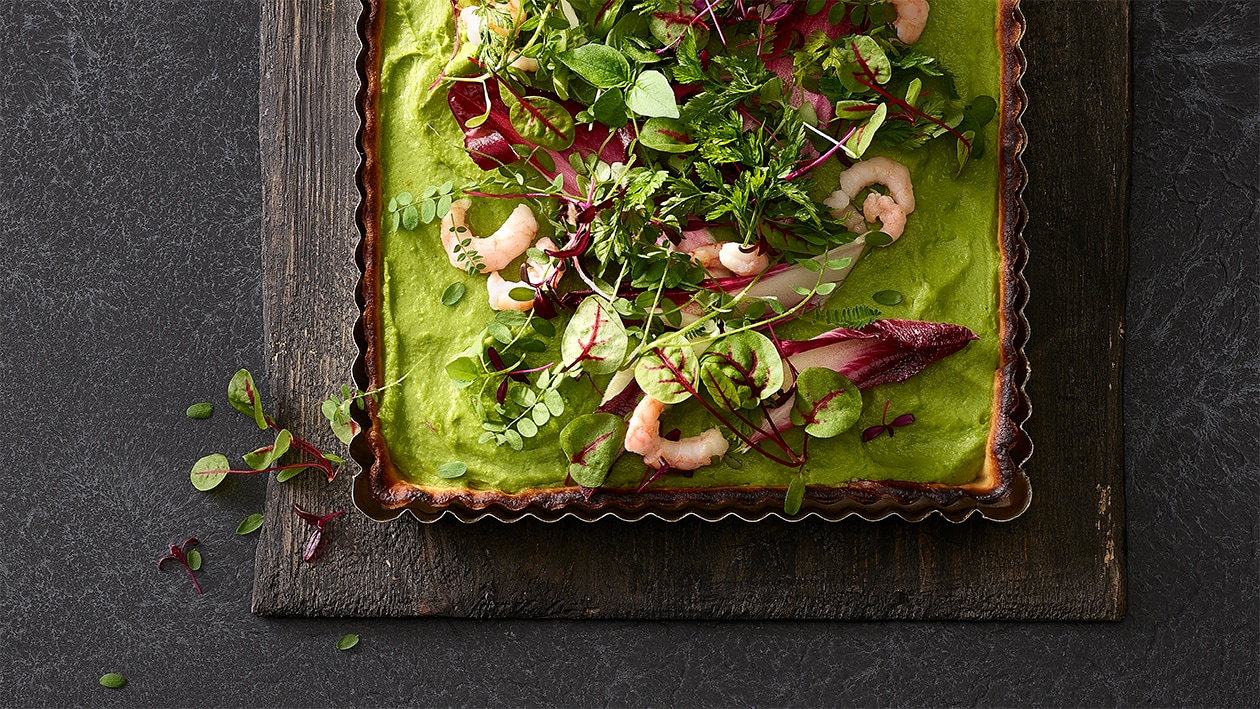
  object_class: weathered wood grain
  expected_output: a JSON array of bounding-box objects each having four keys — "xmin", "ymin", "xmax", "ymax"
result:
[{"xmin": 251, "ymin": 0, "xmax": 1128, "ymax": 619}]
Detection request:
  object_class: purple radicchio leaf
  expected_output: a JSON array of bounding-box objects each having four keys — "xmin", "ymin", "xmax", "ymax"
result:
[{"xmin": 750, "ymin": 319, "xmax": 976, "ymax": 445}]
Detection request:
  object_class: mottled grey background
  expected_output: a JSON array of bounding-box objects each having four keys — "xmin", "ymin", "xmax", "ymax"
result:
[{"xmin": 0, "ymin": 0, "xmax": 1255, "ymax": 706}]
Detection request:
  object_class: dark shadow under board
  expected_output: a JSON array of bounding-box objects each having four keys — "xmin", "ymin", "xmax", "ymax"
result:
[{"xmin": 250, "ymin": 0, "xmax": 1127, "ymax": 620}]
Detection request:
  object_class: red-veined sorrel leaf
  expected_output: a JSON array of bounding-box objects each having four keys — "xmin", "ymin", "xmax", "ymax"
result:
[
  {"xmin": 561, "ymin": 296, "xmax": 628, "ymax": 374},
  {"xmin": 844, "ymin": 101, "xmax": 886, "ymax": 159},
  {"xmin": 446, "ymin": 78, "xmax": 632, "ymax": 193},
  {"xmin": 790, "ymin": 368, "xmax": 863, "ymax": 438},
  {"xmin": 699, "ymin": 331, "xmax": 784, "ymax": 411},
  {"xmin": 837, "ymin": 35, "xmax": 892, "ymax": 92},
  {"xmin": 227, "ymin": 368, "xmax": 267, "ymax": 430},
  {"xmin": 634, "ymin": 344, "xmax": 699, "ymax": 405},
  {"xmin": 648, "ymin": 1, "xmax": 699, "ymax": 46},
  {"xmin": 638, "ymin": 117, "xmax": 695, "ymax": 153},
  {"xmin": 503, "ymin": 91, "xmax": 577, "ymax": 151},
  {"xmin": 242, "ymin": 428, "xmax": 291, "ymax": 471},
  {"xmin": 190, "ymin": 453, "xmax": 230, "ymax": 491},
  {"xmin": 559, "ymin": 412, "xmax": 628, "ymax": 488}
]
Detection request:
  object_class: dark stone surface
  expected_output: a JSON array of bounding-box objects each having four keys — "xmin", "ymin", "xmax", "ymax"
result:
[{"xmin": 0, "ymin": 0, "xmax": 1254, "ymax": 705}]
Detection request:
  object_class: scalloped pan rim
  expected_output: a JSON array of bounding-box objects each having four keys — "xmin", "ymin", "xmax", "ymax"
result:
[{"xmin": 348, "ymin": 0, "xmax": 1032, "ymax": 524}]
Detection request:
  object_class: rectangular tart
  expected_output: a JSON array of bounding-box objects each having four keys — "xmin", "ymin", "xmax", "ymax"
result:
[{"xmin": 352, "ymin": 0, "xmax": 1031, "ymax": 522}]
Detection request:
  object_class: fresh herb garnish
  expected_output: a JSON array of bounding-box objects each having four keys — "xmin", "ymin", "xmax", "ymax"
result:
[
  {"xmin": 185, "ymin": 402, "xmax": 213, "ymax": 419},
  {"xmin": 862, "ymin": 399, "xmax": 916, "ymax": 441},
  {"xmin": 872, "ymin": 289, "xmax": 903, "ymax": 306},
  {"xmin": 440, "ymin": 282, "xmax": 467, "ymax": 305},
  {"xmin": 99, "ymin": 673, "xmax": 127, "ymax": 689},
  {"xmin": 158, "ymin": 538, "xmax": 203, "ymax": 595},
  {"xmin": 336, "ymin": 633, "xmax": 360, "ymax": 651},
  {"xmin": 293, "ymin": 504, "xmax": 345, "ymax": 563},
  {"xmin": 236, "ymin": 513, "xmax": 264, "ymax": 535}
]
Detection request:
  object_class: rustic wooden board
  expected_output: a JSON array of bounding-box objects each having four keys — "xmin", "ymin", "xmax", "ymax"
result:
[{"xmin": 251, "ymin": 0, "xmax": 1128, "ymax": 619}]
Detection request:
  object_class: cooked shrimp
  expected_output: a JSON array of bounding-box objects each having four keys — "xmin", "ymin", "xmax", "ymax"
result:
[
  {"xmin": 888, "ymin": 0, "xmax": 930, "ymax": 44},
  {"xmin": 458, "ymin": 6, "xmax": 485, "ymax": 45},
  {"xmin": 862, "ymin": 192, "xmax": 908, "ymax": 240},
  {"xmin": 485, "ymin": 237, "xmax": 563, "ymax": 311},
  {"xmin": 688, "ymin": 243, "xmax": 730, "ymax": 275},
  {"xmin": 487, "ymin": 0, "xmax": 523, "ymax": 37},
  {"xmin": 441, "ymin": 198, "xmax": 538, "ymax": 273},
  {"xmin": 824, "ymin": 156, "xmax": 916, "ymax": 243},
  {"xmin": 625, "ymin": 396, "xmax": 729, "ymax": 470},
  {"xmin": 718, "ymin": 242, "xmax": 769, "ymax": 276}
]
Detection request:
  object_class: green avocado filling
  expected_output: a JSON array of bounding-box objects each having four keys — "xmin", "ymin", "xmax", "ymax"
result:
[{"xmin": 375, "ymin": 0, "xmax": 1002, "ymax": 493}]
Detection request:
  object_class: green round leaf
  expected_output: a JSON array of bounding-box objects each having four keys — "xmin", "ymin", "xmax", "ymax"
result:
[
  {"xmin": 436, "ymin": 461, "xmax": 468, "ymax": 479},
  {"xmin": 543, "ymin": 389, "xmax": 565, "ymax": 416},
  {"xmin": 236, "ymin": 513, "xmax": 265, "ymax": 535},
  {"xmin": 625, "ymin": 70, "xmax": 679, "ymax": 119},
  {"xmin": 185, "ymin": 402, "xmax": 213, "ymax": 419},
  {"xmin": 402, "ymin": 205, "xmax": 420, "ymax": 230},
  {"xmin": 558, "ymin": 43, "xmax": 631, "ymax": 89},
  {"xmin": 791, "ymin": 368, "xmax": 863, "ymax": 438},
  {"xmin": 559, "ymin": 413, "xmax": 628, "ymax": 488},
  {"xmin": 634, "ymin": 344, "xmax": 699, "ymax": 405},
  {"xmin": 590, "ymin": 87, "xmax": 629, "ymax": 128},
  {"xmin": 445, "ymin": 356, "xmax": 481, "ymax": 385},
  {"xmin": 395, "ymin": 192, "xmax": 413, "ymax": 206},
  {"xmin": 440, "ymin": 282, "xmax": 466, "ymax": 306},
  {"xmin": 872, "ymin": 289, "xmax": 903, "ymax": 306},
  {"xmin": 784, "ymin": 476, "xmax": 806, "ymax": 515},
  {"xmin": 864, "ymin": 232, "xmax": 894, "ymax": 248},
  {"xmin": 190, "ymin": 453, "xmax": 230, "ymax": 491},
  {"xmin": 517, "ymin": 417, "xmax": 539, "ymax": 438},
  {"xmin": 508, "ymin": 286, "xmax": 536, "ymax": 302},
  {"xmin": 185, "ymin": 549, "xmax": 202, "ymax": 571},
  {"xmin": 531, "ymin": 403, "xmax": 551, "ymax": 426},
  {"xmin": 99, "ymin": 673, "xmax": 126, "ymax": 689},
  {"xmin": 336, "ymin": 633, "xmax": 360, "ymax": 651},
  {"xmin": 276, "ymin": 465, "xmax": 311, "ymax": 482}
]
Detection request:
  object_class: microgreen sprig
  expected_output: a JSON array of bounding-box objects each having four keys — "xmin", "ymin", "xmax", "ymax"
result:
[
  {"xmin": 293, "ymin": 504, "xmax": 345, "ymax": 563},
  {"xmin": 158, "ymin": 538, "xmax": 203, "ymax": 595}
]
